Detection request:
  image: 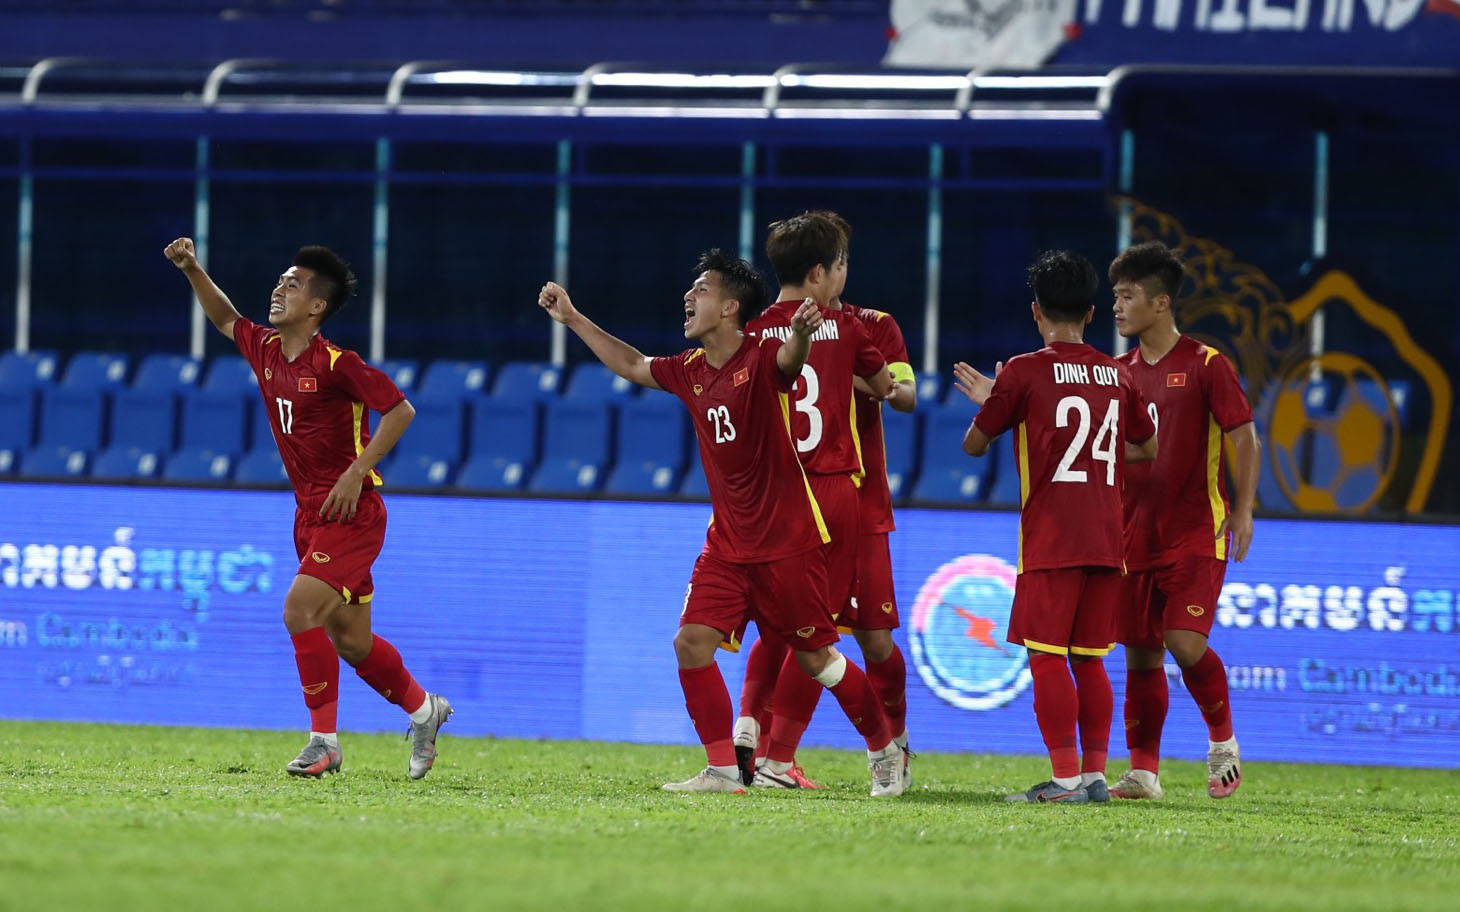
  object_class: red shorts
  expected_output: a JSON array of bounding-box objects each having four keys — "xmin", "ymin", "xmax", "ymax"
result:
[
  {"xmin": 681, "ymin": 548, "xmax": 839, "ymax": 652},
  {"xmin": 292, "ymin": 492, "xmax": 386, "ymax": 605},
  {"xmin": 1119, "ymin": 556, "xmax": 1228, "ymax": 650},
  {"xmin": 1007, "ymin": 566, "xmax": 1121, "ymax": 657},
  {"xmin": 842, "ymin": 531, "xmax": 899, "ymax": 631},
  {"xmin": 808, "ymin": 473, "xmax": 860, "ymax": 622}
]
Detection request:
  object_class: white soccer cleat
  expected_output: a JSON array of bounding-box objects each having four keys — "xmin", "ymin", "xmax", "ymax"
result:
[
  {"xmin": 869, "ymin": 746, "xmax": 908, "ymax": 797},
  {"xmin": 1207, "ymin": 739, "xmax": 1241, "ymax": 799},
  {"xmin": 406, "ymin": 693, "xmax": 453, "ymax": 781},
  {"xmin": 732, "ymin": 716, "xmax": 760, "ymax": 786},
  {"xmin": 662, "ymin": 767, "xmax": 747, "ymax": 794},
  {"xmin": 1109, "ymin": 769, "xmax": 1164, "ymax": 800}
]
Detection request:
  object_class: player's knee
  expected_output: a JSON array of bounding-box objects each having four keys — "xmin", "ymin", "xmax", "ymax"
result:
[
  {"xmin": 672, "ymin": 627, "xmax": 718, "ymax": 667},
  {"xmin": 855, "ymin": 629, "xmax": 893, "ymax": 663},
  {"xmin": 332, "ymin": 628, "xmax": 372, "ymax": 664},
  {"xmin": 1164, "ymin": 631, "xmax": 1208, "ymax": 668}
]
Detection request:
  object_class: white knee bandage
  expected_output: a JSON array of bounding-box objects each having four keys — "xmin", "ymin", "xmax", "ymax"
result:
[{"xmin": 812, "ymin": 649, "xmax": 847, "ymax": 688}]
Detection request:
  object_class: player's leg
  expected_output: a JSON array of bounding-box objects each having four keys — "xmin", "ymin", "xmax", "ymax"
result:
[
  {"xmin": 753, "ymin": 648, "xmax": 824, "ymax": 789},
  {"xmin": 283, "ymin": 572, "xmax": 346, "ymax": 777},
  {"xmin": 1110, "ymin": 570, "xmax": 1168, "ymax": 800},
  {"xmin": 1160, "ymin": 558, "xmax": 1240, "ymax": 798},
  {"xmin": 1004, "ymin": 569, "xmax": 1088, "ymax": 803},
  {"xmin": 852, "ymin": 531, "xmax": 909, "ymax": 777},
  {"xmin": 1068, "ymin": 568, "xmax": 1121, "ymax": 804},
  {"xmin": 663, "ymin": 556, "xmax": 748, "ymax": 793},
  {"xmin": 734, "ymin": 632, "xmax": 787, "ymax": 782}
]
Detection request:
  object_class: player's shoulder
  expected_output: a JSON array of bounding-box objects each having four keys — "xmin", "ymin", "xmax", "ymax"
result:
[
  {"xmin": 319, "ymin": 338, "xmax": 363, "ymax": 371},
  {"xmin": 1184, "ymin": 336, "xmax": 1228, "ymax": 369}
]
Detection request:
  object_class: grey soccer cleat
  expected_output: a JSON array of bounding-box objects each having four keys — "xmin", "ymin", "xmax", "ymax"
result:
[
  {"xmin": 1085, "ymin": 778, "xmax": 1111, "ymax": 803},
  {"xmin": 1109, "ymin": 769, "xmax": 1165, "ymax": 800},
  {"xmin": 286, "ymin": 736, "xmax": 342, "ymax": 778},
  {"xmin": 406, "ymin": 693, "xmax": 453, "ymax": 780},
  {"xmin": 1005, "ymin": 780, "xmax": 1090, "ymax": 803},
  {"xmin": 662, "ymin": 768, "xmax": 747, "ymax": 793}
]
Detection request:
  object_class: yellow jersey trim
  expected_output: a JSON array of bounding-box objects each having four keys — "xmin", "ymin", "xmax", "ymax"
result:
[
  {"xmin": 849, "ymin": 390, "xmax": 866, "ymax": 488},
  {"xmin": 686, "ymin": 349, "xmax": 705, "ymax": 364},
  {"xmin": 779, "ymin": 390, "xmax": 831, "ymax": 544},
  {"xmin": 358, "ymin": 593, "xmax": 373, "ymax": 605},
  {"xmin": 888, "ymin": 361, "xmax": 915, "ymax": 384},
  {"xmin": 718, "ymin": 627, "xmax": 742, "ymax": 653},
  {"xmin": 1016, "ymin": 423, "xmax": 1030, "ymax": 574},
  {"xmin": 352, "ymin": 402, "xmax": 385, "ymax": 486},
  {"xmin": 264, "ymin": 334, "xmax": 281, "ymax": 346},
  {"xmin": 1070, "ymin": 642, "xmax": 1116, "ymax": 657},
  {"xmin": 1023, "ymin": 638, "xmax": 1069, "ymax": 656},
  {"xmin": 1203, "ymin": 346, "xmax": 1221, "ymax": 365},
  {"xmin": 1207, "ymin": 415, "xmax": 1227, "ymax": 560},
  {"xmin": 327, "ymin": 347, "xmax": 344, "ymax": 370}
]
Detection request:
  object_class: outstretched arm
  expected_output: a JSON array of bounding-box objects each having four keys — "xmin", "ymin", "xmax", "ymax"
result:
[
  {"xmin": 538, "ymin": 282, "xmax": 661, "ymax": 390},
  {"xmin": 953, "ymin": 361, "xmax": 1002, "ymax": 457},
  {"xmin": 776, "ymin": 298, "xmax": 822, "ymax": 378},
  {"xmin": 164, "ymin": 237, "xmax": 241, "ymax": 342}
]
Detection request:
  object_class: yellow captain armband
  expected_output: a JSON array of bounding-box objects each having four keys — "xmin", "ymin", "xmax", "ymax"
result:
[{"xmin": 889, "ymin": 362, "xmax": 915, "ymax": 384}]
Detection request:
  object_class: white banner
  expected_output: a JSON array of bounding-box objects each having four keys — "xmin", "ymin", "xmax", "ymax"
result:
[{"xmin": 883, "ymin": 0, "xmax": 1078, "ymax": 68}]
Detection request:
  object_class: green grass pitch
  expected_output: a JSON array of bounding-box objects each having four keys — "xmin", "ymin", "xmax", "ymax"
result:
[{"xmin": 2, "ymin": 720, "xmax": 1458, "ymax": 911}]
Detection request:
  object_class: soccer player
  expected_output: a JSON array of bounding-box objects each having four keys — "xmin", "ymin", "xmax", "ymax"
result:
[
  {"xmin": 953, "ymin": 250, "xmax": 1157, "ymax": 804},
  {"xmin": 164, "ymin": 238, "xmax": 452, "ymax": 780},
  {"xmin": 1107, "ymin": 241, "xmax": 1259, "ymax": 800},
  {"xmin": 537, "ymin": 251, "xmax": 906, "ymax": 796}
]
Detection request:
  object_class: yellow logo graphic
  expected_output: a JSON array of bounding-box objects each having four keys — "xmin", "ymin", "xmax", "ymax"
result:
[
  {"xmin": 311, "ymin": 551, "xmax": 331, "ymax": 563},
  {"xmin": 1199, "ymin": 701, "xmax": 1226, "ymax": 714},
  {"xmin": 1186, "ymin": 604, "xmax": 1205, "ymax": 618},
  {"xmin": 693, "ymin": 384, "xmax": 704, "ymax": 396},
  {"xmin": 264, "ymin": 368, "xmax": 273, "ymax": 380},
  {"xmin": 1125, "ymin": 719, "xmax": 1140, "ymax": 730},
  {"xmin": 302, "ymin": 682, "xmax": 328, "ymax": 695},
  {"xmin": 795, "ymin": 626, "xmax": 816, "ymax": 638},
  {"xmin": 1127, "ymin": 200, "xmax": 1451, "ymax": 515},
  {"xmin": 881, "ymin": 602, "xmax": 894, "ymax": 614}
]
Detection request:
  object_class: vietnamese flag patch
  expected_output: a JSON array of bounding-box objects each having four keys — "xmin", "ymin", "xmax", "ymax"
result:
[
  {"xmin": 1166, "ymin": 372, "xmax": 1187, "ymax": 388},
  {"xmin": 733, "ymin": 368, "xmax": 750, "ymax": 386},
  {"xmin": 299, "ymin": 377, "xmax": 318, "ymax": 392}
]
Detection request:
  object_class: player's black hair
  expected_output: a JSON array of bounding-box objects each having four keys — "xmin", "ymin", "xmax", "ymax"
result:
[
  {"xmin": 1108, "ymin": 241, "xmax": 1185, "ymax": 301},
  {"xmin": 1027, "ymin": 249, "xmax": 1099, "ymax": 323},
  {"xmin": 765, "ymin": 210, "xmax": 848, "ymax": 287},
  {"xmin": 293, "ymin": 245, "xmax": 357, "ymax": 323},
  {"xmin": 695, "ymin": 249, "xmax": 767, "ymax": 324}
]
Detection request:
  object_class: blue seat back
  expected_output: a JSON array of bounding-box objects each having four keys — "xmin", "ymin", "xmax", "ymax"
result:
[
  {"xmin": 919, "ymin": 401, "xmax": 978, "ymax": 474},
  {"xmin": 541, "ymin": 400, "xmax": 613, "ymax": 466},
  {"xmin": 396, "ymin": 399, "xmax": 465, "ymax": 462},
  {"xmin": 203, "ymin": 355, "xmax": 259, "ymax": 393},
  {"xmin": 491, "ymin": 361, "xmax": 562, "ymax": 402},
  {"xmin": 390, "ymin": 453, "xmax": 456, "ymax": 488},
  {"xmin": 133, "ymin": 354, "xmax": 203, "ymax": 392},
  {"xmin": 21, "ymin": 445, "xmax": 90, "ymax": 479},
  {"xmin": 180, "ymin": 390, "xmax": 249, "ymax": 454},
  {"xmin": 234, "ymin": 447, "xmax": 290, "ymax": 485},
  {"xmin": 417, "ymin": 360, "xmax": 491, "ymax": 403},
  {"xmin": 0, "ymin": 388, "xmax": 37, "ymax": 450},
  {"xmin": 987, "ymin": 431, "xmax": 1022, "ymax": 506},
  {"xmin": 470, "ymin": 398, "xmax": 539, "ymax": 464},
  {"xmin": 163, "ymin": 449, "xmax": 234, "ymax": 483},
  {"xmin": 377, "ymin": 359, "xmax": 419, "ymax": 392},
  {"xmin": 0, "ymin": 350, "xmax": 61, "ymax": 388},
  {"xmin": 916, "ymin": 373, "xmax": 945, "ymax": 406},
  {"xmin": 879, "ymin": 407, "xmax": 918, "ymax": 496},
  {"xmin": 616, "ymin": 397, "xmax": 685, "ymax": 468},
  {"xmin": 110, "ymin": 388, "xmax": 178, "ymax": 451},
  {"xmin": 93, "ymin": 446, "xmax": 164, "ymax": 481},
  {"xmin": 60, "ymin": 352, "xmax": 130, "ymax": 391},
  {"xmin": 39, "ymin": 388, "xmax": 107, "ymax": 451},
  {"xmin": 563, "ymin": 363, "xmax": 636, "ymax": 403},
  {"xmin": 456, "ymin": 455, "xmax": 531, "ymax": 492}
]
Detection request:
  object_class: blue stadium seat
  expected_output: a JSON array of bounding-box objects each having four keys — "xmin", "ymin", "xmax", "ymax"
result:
[
  {"xmin": 60, "ymin": 351, "xmax": 131, "ymax": 391},
  {"xmin": 249, "ymin": 394, "xmax": 276, "ymax": 452},
  {"xmin": 0, "ymin": 447, "xmax": 17, "ymax": 475},
  {"xmin": 234, "ymin": 447, "xmax": 289, "ymax": 485},
  {"xmin": 109, "ymin": 388, "xmax": 178, "ymax": 451},
  {"xmin": 389, "ymin": 453, "xmax": 455, "ymax": 488},
  {"xmin": 133, "ymin": 354, "xmax": 203, "ymax": 392},
  {"xmin": 93, "ymin": 446, "xmax": 164, "ymax": 481},
  {"xmin": 0, "ymin": 350, "xmax": 61, "ymax": 388},
  {"xmin": 528, "ymin": 400, "xmax": 613, "ymax": 494},
  {"xmin": 394, "ymin": 399, "xmax": 465, "ymax": 462},
  {"xmin": 606, "ymin": 397, "xmax": 686, "ymax": 496},
  {"xmin": 910, "ymin": 401, "xmax": 989, "ymax": 503},
  {"xmin": 491, "ymin": 361, "xmax": 562, "ymax": 402},
  {"xmin": 38, "ymin": 387, "xmax": 107, "ymax": 451},
  {"xmin": 163, "ymin": 449, "xmax": 234, "ymax": 483},
  {"xmin": 202, "ymin": 355, "xmax": 258, "ymax": 393},
  {"xmin": 458, "ymin": 399, "xmax": 539, "ymax": 491},
  {"xmin": 377, "ymin": 359, "xmax": 419, "ymax": 392},
  {"xmin": 916, "ymin": 372, "xmax": 945, "ymax": 406},
  {"xmin": 20, "ymin": 445, "xmax": 89, "ymax": 479},
  {"xmin": 563, "ymin": 363, "xmax": 636, "ymax": 403},
  {"xmin": 0, "ymin": 387, "xmax": 37, "ymax": 452},
  {"xmin": 986, "ymin": 431, "xmax": 1022, "ymax": 506},
  {"xmin": 879, "ymin": 406, "xmax": 918, "ymax": 499},
  {"xmin": 179, "ymin": 389, "xmax": 250, "ymax": 455},
  {"xmin": 416, "ymin": 359, "xmax": 491, "ymax": 403}
]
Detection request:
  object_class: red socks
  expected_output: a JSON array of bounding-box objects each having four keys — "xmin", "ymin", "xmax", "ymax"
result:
[
  {"xmin": 1124, "ymin": 667, "xmax": 1169, "ymax": 773},
  {"xmin": 865, "ymin": 645, "xmax": 908, "ymax": 738},
  {"xmin": 1029, "ymin": 652, "xmax": 1079, "ymax": 779},
  {"xmin": 680, "ymin": 664, "xmax": 736, "ymax": 767},
  {"xmin": 825, "ymin": 658, "xmax": 891, "ymax": 750},
  {"xmin": 291, "ymin": 626, "xmax": 339, "ymax": 733},
  {"xmin": 766, "ymin": 651, "xmax": 823, "ymax": 762},
  {"xmin": 1182, "ymin": 647, "xmax": 1234, "ymax": 742},
  {"xmin": 353, "ymin": 634, "xmax": 427, "ymax": 715},
  {"xmin": 1070, "ymin": 658, "xmax": 1112, "ymax": 775},
  {"xmin": 739, "ymin": 636, "xmax": 788, "ymax": 721}
]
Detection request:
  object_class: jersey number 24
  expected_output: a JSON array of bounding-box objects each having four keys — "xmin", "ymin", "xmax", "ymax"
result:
[{"xmin": 1052, "ymin": 395, "xmax": 1119, "ymax": 486}]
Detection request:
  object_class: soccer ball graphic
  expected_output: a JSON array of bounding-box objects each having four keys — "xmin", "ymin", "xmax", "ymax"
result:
[{"xmin": 1265, "ymin": 352, "xmax": 1399, "ymax": 512}]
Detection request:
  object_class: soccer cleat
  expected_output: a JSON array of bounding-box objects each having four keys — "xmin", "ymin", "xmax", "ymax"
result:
[
  {"xmin": 1005, "ymin": 780, "xmax": 1090, "ymax": 804},
  {"xmin": 732, "ymin": 717, "xmax": 760, "ymax": 786},
  {"xmin": 285, "ymin": 736, "xmax": 342, "ymax": 778},
  {"xmin": 869, "ymin": 747, "xmax": 908, "ymax": 797},
  {"xmin": 1109, "ymin": 769, "xmax": 1164, "ymax": 800},
  {"xmin": 661, "ymin": 767, "xmax": 747, "ymax": 794},
  {"xmin": 901, "ymin": 743, "xmax": 916, "ymax": 791},
  {"xmin": 751, "ymin": 763, "xmax": 822, "ymax": 790},
  {"xmin": 1085, "ymin": 778, "xmax": 1111, "ymax": 804},
  {"xmin": 406, "ymin": 693, "xmax": 453, "ymax": 781},
  {"xmin": 1207, "ymin": 739, "xmax": 1242, "ymax": 798}
]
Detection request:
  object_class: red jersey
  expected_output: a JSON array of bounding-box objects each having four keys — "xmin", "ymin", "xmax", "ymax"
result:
[
  {"xmin": 234, "ymin": 318, "xmax": 406, "ymax": 511},
  {"xmin": 1118, "ymin": 335, "xmax": 1254, "ymax": 570},
  {"xmin": 847, "ymin": 303, "xmax": 914, "ymax": 534},
  {"xmin": 973, "ymin": 340, "xmax": 1155, "ymax": 574},
  {"xmin": 650, "ymin": 336, "xmax": 830, "ymax": 564},
  {"xmin": 746, "ymin": 300, "xmax": 885, "ymax": 477}
]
